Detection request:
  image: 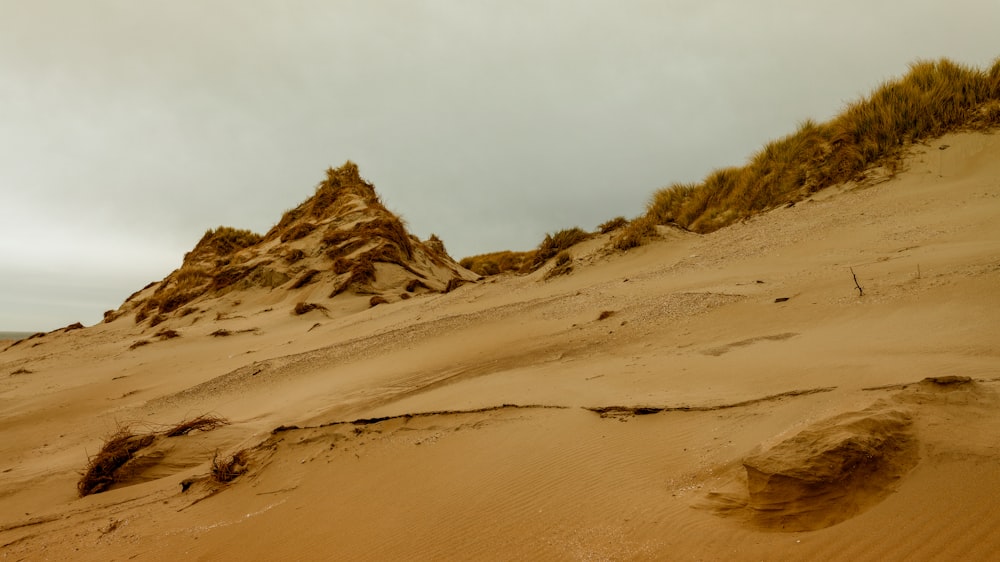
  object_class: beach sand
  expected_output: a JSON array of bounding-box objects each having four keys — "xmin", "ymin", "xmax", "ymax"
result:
[{"xmin": 1, "ymin": 132, "xmax": 999, "ymax": 560}]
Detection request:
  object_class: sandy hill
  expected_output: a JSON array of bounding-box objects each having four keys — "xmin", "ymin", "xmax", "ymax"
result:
[
  {"xmin": 106, "ymin": 161, "xmax": 476, "ymax": 331},
  {"xmin": 1, "ymin": 131, "xmax": 997, "ymax": 560},
  {"xmin": 2, "ymin": 60, "xmax": 1000, "ymax": 560}
]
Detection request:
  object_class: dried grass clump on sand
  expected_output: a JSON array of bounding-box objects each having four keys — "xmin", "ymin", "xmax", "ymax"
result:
[
  {"xmin": 459, "ymin": 250, "xmax": 534, "ymax": 276},
  {"xmin": 164, "ymin": 414, "xmax": 228, "ymax": 437},
  {"xmin": 529, "ymin": 228, "xmax": 592, "ymax": 271},
  {"xmin": 369, "ymin": 295, "xmax": 389, "ymax": 307},
  {"xmin": 543, "ymin": 251, "xmax": 574, "ymax": 280},
  {"xmin": 632, "ymin": 58, "xmax": 1000, "ymax": 242},
  {"xmin": 78, "ymin": 426, "xmax": 156, "ymax": 497},
  {"xmin": 293, "ymin": 302, "xmax": 329, "ymax": 315},
  {"xmin": 211, "ymin": 450, "xmax": 249, "ymax": 483}
]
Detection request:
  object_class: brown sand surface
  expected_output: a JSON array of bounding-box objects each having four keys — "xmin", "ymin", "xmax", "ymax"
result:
[{"xmin": 2, "ymin": 133, "xmax": 1000, "ymax": 560}]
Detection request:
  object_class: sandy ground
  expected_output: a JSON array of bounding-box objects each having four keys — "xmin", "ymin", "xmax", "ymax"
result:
[{"xmin": 2, "ymin": 132, "xmax": 999, "ymax": 561}]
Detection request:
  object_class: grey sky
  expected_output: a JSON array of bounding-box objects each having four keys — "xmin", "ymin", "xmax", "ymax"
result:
[{"xmin": 2, "ymin": 1, "xmax": 998, "ymax": 331}]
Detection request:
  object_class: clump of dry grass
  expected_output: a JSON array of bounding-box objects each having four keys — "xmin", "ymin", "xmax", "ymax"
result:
[
  {"xmin": 210, "ymin": 449, "xmax": 248, "ymax": 483},
  {"xmin": 459, "ymin": 250, "xmax": 534, "ymax": 276},
  {"xmin": 445, "ymin": 278, "xmax": 470, "ymax": 293},
  {"xmin": 129, "ymin": 340, "xmax": 151, "ymax": 350},
  {"xmin": 597, "ymin": 310, "xmax": 615, "ymax": 321},
  {"xmin": 369, "ymin": 295, "xmax": 389, "ymax": 307},
  {"xmin": 293, "ymin": 302, "xmax": 329, "ymax": 315},
  {"xmin": 286, "ymin": 248, "xmax": 306, "ymax": 263},
  {"xmin": 155, "ymin": 329, "xmax": 181, "ymax": 340},
  {"xmin": 598, "ymin": 216, "xmax": 629, "ymax": 233},
  {"xmin": 529, "ymin": 228, "xmax": 592, "ymax": 271},
  {"xmin": 543, "ymin": 251, "xmax": 574, "ymax": 280},
  {"xmin": 164, "ymin": 414, "xmax": 228, "ymax": 437},
  {"xmin": 210, "ymin": 329, "xmax": 232, "ymax": 337},
  {"xmin": 630, "ymin": 57, "xmax": 1000, "ymax": 243},
  {"xmin": 611, "ymin": 216, "xmax": 658, "ymax": 251},
  {"xmin": 188, "ymin": 227, "xmax": 263, "ymax": 262},
  {"xmin": 405, "ymin": 279, "xmax": 429, "ymax": 292},
  {"xmin": 290, "ymin": 269, "xmax": 321, "ymax": 290},
  {"xmin": 11, "ymin": 367, "xmax": 33, "ymax": 375},
  {"xmin": 280, "ymin": 222, "xmax": 316, "ymax": 243},
  {"xmin": 78, "ymin": 425, "xmax": 156, "ymax": 497},
  {"xmin": 330, "ymin": 258, "xmax": 377, "ymax": 297}
]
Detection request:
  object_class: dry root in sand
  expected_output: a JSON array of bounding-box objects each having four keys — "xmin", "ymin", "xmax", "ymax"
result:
[
  {"xmin": 164, "ymin": 414, "xmax": 228, "ymax": 437},
  {"xmin": 211, "ymin": 450, "xmax": 249, "ymax": 483},
  {"xmin": 77, "ymin": 426, "xmax": 155, "ymax": 497},
  {"xmin": 293, "ymin": 302, "xmax": 329, "ymax": 315}
]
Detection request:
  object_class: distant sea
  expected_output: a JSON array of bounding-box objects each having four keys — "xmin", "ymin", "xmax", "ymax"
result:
[{"xmin": 0, "ymin": 331, "xmax": 35, "ymax": 341}]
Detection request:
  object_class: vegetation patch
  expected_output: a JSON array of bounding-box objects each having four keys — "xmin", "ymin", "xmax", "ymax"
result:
[
  {"xmin": 155, "ymin": 329, "xmax": 181, "ymax": 340},
  {"xmin": 164, "ymin": 414, "xmax": 228, "ymax": 437},
  {"xmin": 529, "ymin": 228, "xmax": 592, "ymax": 271},
  {"xmin": 543, "ymin": 251, "xmax": 574, "ymax": 280},
  {"xmin": 459, "ymin": 250, "xmax": 534, "ymax": 276},
  {"xmin": 77, "ymin": 426, "xmax": 156, "ymax": 497},
  {"xmin": 210, "ymin": 450, "xmax": 248, "ymax": 483},
  {"xmin": 629, "ymin": 58, "xmax": 1000, "ymax": 245},
  {"xmin": 598, "ymin": 216, "xmax": 629, "ymax": 233},
  {"xmin": 293, "ymin": 302, "xmax": 329, "ymax": 315},
  {"xmin": 369, "ymin": 295, "xmax": 389, "ymax": 307},
  {"xmin": 290, "ymin": 269, "xmax": 321, "ymax": 290}
]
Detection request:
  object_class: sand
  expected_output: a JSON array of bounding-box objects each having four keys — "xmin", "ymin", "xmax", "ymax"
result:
[{"xmin": 1, "ymin": 132, "xmax": 999, "ymax": 560}]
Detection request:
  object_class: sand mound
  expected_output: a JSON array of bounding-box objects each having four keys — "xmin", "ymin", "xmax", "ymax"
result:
[
  {"xmin": 107, "ymin": 161, "xmax": 476, "ymax": 328},
  {"xmin": 741, "ymin": 406, "xmax": 916, "ymax": 531}
]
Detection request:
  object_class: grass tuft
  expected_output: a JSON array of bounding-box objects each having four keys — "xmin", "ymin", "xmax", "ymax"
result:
[
  {"xmin": 77, "ymin": 425, "xmax": 156, "ymax": 497},
  {"xmin": 293, "ymin": 302, "xmax": 329, "ymax": 315},
  {"xmin": 164, "ymin": 415, "xmax": 228, "ymax": 438},
  {"xmin": 210, "ymin": 450, "xmax": 248, "ymax": 483}
]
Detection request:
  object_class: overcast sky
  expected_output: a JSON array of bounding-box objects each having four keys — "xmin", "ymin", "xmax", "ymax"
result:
[{"xmin": 1, "ymin": 1, "xmax": 998, "ymax": 331}]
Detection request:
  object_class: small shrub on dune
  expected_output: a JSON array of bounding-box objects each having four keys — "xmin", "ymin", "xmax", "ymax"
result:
[
  {"xmin": 529, "ymin": 228, "xmax": 592, "ymax": 271},
  {"xmin": 405, "ymin": 279, "xmax": 429, "ymax": 292},
  {"xmin": 280, "ymin": 222, "xmax": 316, "ymax": 243},
  {"xmin": 211, "ymin": 449, "xmax": 248, "ymax": 483},
  {"xmin": 210, "ymin": 329, "xmax": 232, "ymax": 337},
  {"xmin": 543, "ymin": 251, "xmax": 574, "ymax": 280},
  {"xmin": 290, "ymin": 269, "xmax": 321, "ymax": 290},
  {"xmin": 612, "ymin": 217, "xmax": 658, "ymax": 251},
  {"xmin": 286, "ymin": 248, "xmax": 306, "ymax": 263},
  {"xmin": 164, "ymin": 415, "xmax": 228, "ymax": 438},
  {"xmin": 129, "ymin": 340, "xmax": 151, "ymax": 350},
  {"xmin": 78, "ymin": 425, "xmax": 155, "ymax": 497},
  {"xmin": 369, "ymin": 295, "xmax": 389, "ymax": 307},
  {"xmin": 459, "ymin": 250, "xmax": 534, "ymax": 276},
  {"xmin": 598, "ymin": 216, "xmax": 629, "ymax": 233},
  {"xmin": 445, "ymin": 278, "xmax": 470, "ymax": 293},
  {"xmin": 330, "ymin": 259, "xmax": 377, "ymax": 297},
  {"xmin": 155, "ymin": 329, "xmax": 181, "ymax": 340},
  {"xmin": 293, "ymin": 302, "xmax": 329, "ymax": 315}
]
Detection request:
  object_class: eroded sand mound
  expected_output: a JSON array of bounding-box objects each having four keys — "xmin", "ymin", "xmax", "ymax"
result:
[
  {"xmin": 742, "ymin": 406, "xmax": 916, "ymax": 531},
  {"xmin": 106, "ymin": 161, "xmax": 476, "ymax": 327}
]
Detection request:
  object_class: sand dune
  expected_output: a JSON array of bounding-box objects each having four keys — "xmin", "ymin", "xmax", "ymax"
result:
[{"xmin": 2, "ymin": 132, "xmax": 999, "ymax": 560}]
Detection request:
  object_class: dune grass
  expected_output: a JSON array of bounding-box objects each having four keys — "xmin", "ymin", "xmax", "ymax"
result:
[
  {"xmin": 459, "ymin": 250, "xmax": 534, "ymax": 276},
  {"xmin": 210, "ymin": 450, "xmax": 248, "ymax": 483},
  {"xmin": 630, "ymin": 58, "xmax": 1000, "ymax": 241},
  {"xmin": 164, "ymin": 414, "xmax": 228, "ymax": 437},
  {"xmin": 78, "ymin": 425, "xmax": 155, "ymax": 497}
]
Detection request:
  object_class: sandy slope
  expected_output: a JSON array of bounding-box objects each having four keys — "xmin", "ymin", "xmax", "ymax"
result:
[{"xmin": 2, "ymin": 132, "xmax": 999, "ymax": 561}]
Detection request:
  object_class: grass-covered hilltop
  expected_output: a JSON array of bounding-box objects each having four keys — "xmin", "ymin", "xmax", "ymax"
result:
[{"xmin": 461, "ymin": 57, "xmax": 1000, "ymax": 275}]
